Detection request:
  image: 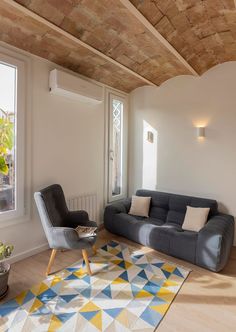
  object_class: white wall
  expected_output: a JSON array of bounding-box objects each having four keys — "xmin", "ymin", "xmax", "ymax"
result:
[
  {"xmin": 0, "ymin": 43, "xmax": 121, "ymax": 262},
  {"xmin": 129, "ymin": 62, "xmax": 236, "ymax": 245}
]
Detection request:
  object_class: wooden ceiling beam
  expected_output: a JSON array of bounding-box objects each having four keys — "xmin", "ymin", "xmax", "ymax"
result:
[
  {"xmin": 119, "ymin": 0, "xmax": 199, "ymax": 76},
  {"xmin": 3, "ymin": 0, "xmax": 156, "ymax": 87}
]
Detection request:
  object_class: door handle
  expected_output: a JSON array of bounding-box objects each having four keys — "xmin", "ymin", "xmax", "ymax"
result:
[{"xmin": 109, "ymin": 150, "xmax": 114, "ymax": 161}]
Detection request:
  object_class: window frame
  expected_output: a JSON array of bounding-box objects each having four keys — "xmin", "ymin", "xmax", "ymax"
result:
[
  {"xmin": 0, "ymin": 52, "xmax": 26, "ymax": 223},
  {"xmin": 106, "ymin": 90, "xmax": 128, "ymax": 203}
]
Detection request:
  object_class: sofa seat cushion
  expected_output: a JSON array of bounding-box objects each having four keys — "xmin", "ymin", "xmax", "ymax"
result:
[
  {"xmin": 127, "ymin": 215, "xmax": 164, "ymax": 226},
  {"xmin": 169, "ymin": 229, "xmax": 198, "ymax": 263},
  {"xmin": 148, "ymin": 218, "xmax": 165, "ymax": 226},
  {"xmin": 161, "ymin": 222, "xmax": 182, "ymax": 230},
  {"xmin": 110, "ymin": 214, "xmax": 165, "ymax": 246},
  {"xmin": 146, "ymin": 224, "xmax": 176, "ymax": 253},
  {"xmin": 111, "ymin": 213, "xmax": 146, "ymax": 244},
  {"xmin": 146, "ymin": 222, "xmax": 197, "ymax": 263}
]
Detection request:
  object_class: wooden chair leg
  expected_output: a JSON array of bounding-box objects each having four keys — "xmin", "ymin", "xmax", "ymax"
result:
[
  {"xmin": 82, "ymin": 249, "xmax": 92, "ymax": 276},
  {"xmin": 92, "ymin": 245, "xmax": 97, "ymax": 255},
  {"xmin": 46, "ymin": 249, "xmax": 57, "ymax": 276}
]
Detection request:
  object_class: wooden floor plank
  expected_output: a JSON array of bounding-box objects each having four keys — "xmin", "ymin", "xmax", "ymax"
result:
[{"xmin": 1, "ymin": 229, "xmax": 236, "ymax": 331}]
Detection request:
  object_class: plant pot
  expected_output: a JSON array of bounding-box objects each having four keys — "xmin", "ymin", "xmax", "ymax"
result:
[{"xmin": 0, "ymin": 262, "xmax": 10, "ymax": 299}]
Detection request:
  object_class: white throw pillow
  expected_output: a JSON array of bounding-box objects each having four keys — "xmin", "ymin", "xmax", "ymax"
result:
[
  {"xmin": 182, "ymin": 206, "xmax": 210, "ymax": 232},
  {"xmin": 128, "ymin": 195, "xmax": 151, "ymax": 217}
]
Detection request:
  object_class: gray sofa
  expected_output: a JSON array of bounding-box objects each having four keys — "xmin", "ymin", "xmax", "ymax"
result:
[{"xmin": 104, "ymin": 190, "xmax": 235, "ymax": 272}]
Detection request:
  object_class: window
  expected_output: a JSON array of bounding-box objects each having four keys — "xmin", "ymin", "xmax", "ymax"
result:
[
  {"xmin": 108, "ymin": 93, "xmax": 127, "ymax": 202},
  {"xmin": 0, "ymin": 53, "xmax": 25, "ymax": 221}
]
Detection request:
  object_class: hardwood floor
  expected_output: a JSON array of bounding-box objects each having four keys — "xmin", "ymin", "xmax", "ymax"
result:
[{"xmin": 2, "ymin": 229, "xmax": 236, "ymax": 331}]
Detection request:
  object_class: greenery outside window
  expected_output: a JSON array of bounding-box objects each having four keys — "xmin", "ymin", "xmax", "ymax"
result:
[{"xmin": 0, "ymin": 53, "xmax": 26, "ymax": 222}]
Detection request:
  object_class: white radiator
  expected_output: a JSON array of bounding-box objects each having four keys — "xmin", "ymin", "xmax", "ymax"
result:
[{"xmin": 67, "ymin": 193, "xmax": 98, "ymax": 222}]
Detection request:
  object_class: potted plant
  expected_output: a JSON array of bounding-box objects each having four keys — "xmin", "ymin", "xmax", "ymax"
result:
[{"xmin": 0, "ymin": 242, "xmax": 13, "ymax": 299}]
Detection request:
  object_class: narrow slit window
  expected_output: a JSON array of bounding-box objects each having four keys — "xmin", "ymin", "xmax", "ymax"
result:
[
  {"xmin": 111, "ymin": 99, "xmax": 123, "ymax": 197},
  {"xmin": 108, "ymin": 93, "xmax": 127, "ymax": 203}
]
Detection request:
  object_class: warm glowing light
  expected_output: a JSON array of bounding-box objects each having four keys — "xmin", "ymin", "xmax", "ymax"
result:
[{"xmin": 192, "ymin": 118, "xmax": 209, "ymax": 128}]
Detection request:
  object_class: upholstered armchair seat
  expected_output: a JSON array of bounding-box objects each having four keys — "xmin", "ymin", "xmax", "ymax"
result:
[
  {"xmin": 34, "ymin": 184, "xmax": 97, "ymax": 275},
  {"xmin": 49, "ymin": 227, "xmax": 96, "ymax": 250}
]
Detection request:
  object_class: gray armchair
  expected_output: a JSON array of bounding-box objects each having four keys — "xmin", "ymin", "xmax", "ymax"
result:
[{"xmin": 34, "ymin": 184, "xmax": 97, "ymax": 276}]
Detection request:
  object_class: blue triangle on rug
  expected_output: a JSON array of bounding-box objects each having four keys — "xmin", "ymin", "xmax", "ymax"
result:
[
  {"xmin": 57, "ymin": 312, "xmax": 76, "ymax": 323},
  {"xmin": 102, "ymin": 285, "xmax": 112, "ymax": 298},
  {"xmin": 80, "ymin": 310, "xmax": 99, "ymax": 321},
  {"xmin": 104, "ymin": 308, "xmax": 123, "ymax": 319},
  {"xmin": 80, "ymin": 288, "xmax": 92, "ymax": 299},
  {"xmin": 119, "ymin": 271, "xmax": 129, "ymax": 282},
  {"xmin": 37, "ymin": 289, "xmax": 57, "ymax": 303},
  {"xmin": 141, "ymin": 306, "xmax": 162, "ymax": 327},
  {"xmin": 150, "ymin": 296, "xmax": 167, "ymax": 306},
  {"xmin": 137, "ymin": 263, "xmax": 149, "ymax": 269},
  {"xmin": 143, "ymin": 281, "xmax": 161, "ymax": 295},
  {"xmin": 82, "ymin": 275, "xmax": 91, "ymax": 284},
  {"xmin": 60, "ymin": 294, "xmax": 78, "ymax": 303},
  {"xmin": 116, "ymin": 251, "xmax": 124, "ymax": 259},
  {"xmin": 101, "ymin": 245, "xmax": 108, "ymax": 251},
  {"xmin": 173, "ymin": 267, "xmax": 184, "ymax": 278},
  {"xmin": 138, "ymin": 269, "xmax": 149, "ymax": 280},
  {"xmin": 0, "ymin": 300, "xmax": 22, "ymax": 317},
  {"xmin": 67, "ymin": 267, "xmax": 80, "ymax": 272},
  {"xmin": 162, "ymin": 269, "xmax": 171, "ymax": 279},
  {"xmin": 152, "ymin": 262, "xmax": 164, "ymax": 268},
  {"xmin": 65, "ymin": 273, "xmax": 79, "ymax": 281},
  {"xmin": 133, "ymin": 254, "xmax": 144, "ymax": 259},
  {"xmin": 22, "ymin": 291, "xmax": 35, "ymax": 305},
  {"xmin": 118, "ymin": 261, "xmax": 126, "ymax": 269}
]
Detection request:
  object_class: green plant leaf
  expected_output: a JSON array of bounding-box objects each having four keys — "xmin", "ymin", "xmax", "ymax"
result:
[
  {"xmin": 0, "ymin": 108, "xmax": 14, "ymax": 175},
  {"xmin": 0, "ymin": 156, "xmax": 9, "ymax": 175},
  {"xmin": 0, "ymin": 242, "xmax": 14, "ymax": 261}
]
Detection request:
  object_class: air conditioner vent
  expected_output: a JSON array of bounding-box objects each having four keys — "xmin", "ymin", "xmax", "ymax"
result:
[{"xmin": 49, "ymin": 69, "xmax": 103, "ymax": 104}]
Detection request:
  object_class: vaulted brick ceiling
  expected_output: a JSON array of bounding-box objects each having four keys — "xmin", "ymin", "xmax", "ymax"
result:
[{"xmin": 0, "ymin": 0, "xmax": 236, "ymax": 92}]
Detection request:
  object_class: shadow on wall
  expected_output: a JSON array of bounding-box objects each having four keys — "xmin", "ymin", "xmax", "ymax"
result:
[{"xmin": 142, "ymin": 120, "xmax": 158, "ymax": 190}]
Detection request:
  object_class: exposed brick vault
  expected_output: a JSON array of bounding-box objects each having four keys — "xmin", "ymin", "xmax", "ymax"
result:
[{"xmin": 0, "ymin": 0, "xmax": 236, "ymax": 92}]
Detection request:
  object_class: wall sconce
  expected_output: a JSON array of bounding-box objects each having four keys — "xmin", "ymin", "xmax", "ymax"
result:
[{"xmin": 196, "ymin": 127, "xmax": 205, "ymax": 139}]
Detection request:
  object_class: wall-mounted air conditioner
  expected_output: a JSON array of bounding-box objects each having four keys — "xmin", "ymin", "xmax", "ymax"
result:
[{"xmin": 49, "ymin": 69, "xmax": 103, "ymax": 104}]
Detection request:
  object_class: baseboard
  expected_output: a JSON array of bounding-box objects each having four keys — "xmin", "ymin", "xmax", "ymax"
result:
[{"xmin": 5, "ymin": 243, "xmax": 49, "ymax": 265}]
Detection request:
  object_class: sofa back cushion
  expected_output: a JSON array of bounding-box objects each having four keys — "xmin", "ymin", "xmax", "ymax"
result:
[
  {"xmin": 167, "ymin": 195, "xmax": 191, "ymax": 225},
  {"xmin": 129, "ymin": 195, "xmax": 151, "ymax": 217},
  {"xmin": 136, "ymin": 189, "xmax": 218, "ymax": 225},
  {"xmin": 136, "ymin": 190, "xmax": 169, "ymax": 221}
]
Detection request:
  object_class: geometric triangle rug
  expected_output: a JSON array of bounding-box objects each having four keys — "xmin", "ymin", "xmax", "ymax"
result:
[{"xmin": 0, "ymin": 241, "xmax": 191, "ymax": 331}]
